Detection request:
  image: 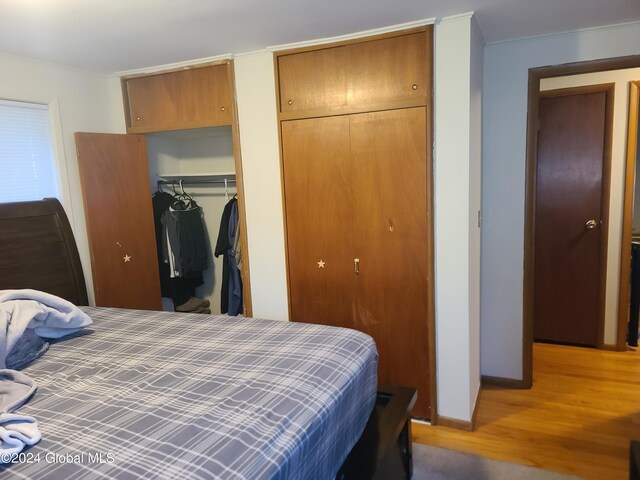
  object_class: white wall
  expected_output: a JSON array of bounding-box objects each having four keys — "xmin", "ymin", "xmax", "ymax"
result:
[
  {"xmin": 482, "ymin": 21, "xmax": 640, "ymax": 379},
  {"xmin": 469, "ymin": 16, "xmax": 484, "ymax": 417},
  {"xmin": 0, "ymin": 53, "xmax": 125, "ymax": 304},
  {"xmin": 434, "ymin": 13, "xmax": 481, "ymax": 422},
  {"xmin": 233, "ymin": 51, "xmax": 289, "ymax": 321},
  {"xmin": 540, "ymin": 68, "xmax": 640, "ymax": 346}
]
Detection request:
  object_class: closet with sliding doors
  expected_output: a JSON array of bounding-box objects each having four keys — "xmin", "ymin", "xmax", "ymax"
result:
[
  {"xmin": 75, "ymin": 61, "xmax": 251, "ymax": 316},
  {"xmin": 275, "ymin": 27, "xmax": 435, "ymax": 418}
]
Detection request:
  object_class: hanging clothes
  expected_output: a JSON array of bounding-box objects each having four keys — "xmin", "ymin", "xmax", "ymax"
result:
[
  {"xmin": 152, "ymin": 191, "xmax": 175, "ymax": 296},
  {"xmin": 227, "ymin": 200, "xmax": 243, "ymax": 316},
  {"xmin": 152, "ymin": 188, "xmax": 207, "ymax": 310},
  {"xmin": 215, "ymin": 197, "xmax": 243, "ymax": 315},
  {"xmin": 215, "ymin": 197, "xmax": 236, "ymax": 314},
  {"xmin": 179, "ymin": 207, "xmax": 208, "ymax": 276},
  {"xmin": 162, "ymin": 209, "xmax": 182, "ymax": 278}
]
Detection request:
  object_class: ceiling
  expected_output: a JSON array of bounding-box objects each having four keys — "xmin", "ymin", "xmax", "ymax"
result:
[{"xmin": 0, "ymin": 0, "xmax": 639, "ymax": 73}]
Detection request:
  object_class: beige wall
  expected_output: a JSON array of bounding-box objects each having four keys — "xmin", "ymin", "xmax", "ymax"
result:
[{"xmin": 541, "ymin": 68, "xmax": 640, "ymax": 346}]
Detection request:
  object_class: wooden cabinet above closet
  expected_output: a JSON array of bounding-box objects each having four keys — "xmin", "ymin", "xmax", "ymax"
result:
[
  {"xmin": 122, "ymin": 63, "xmax": 233, "ymax": 133},
  {"xmin": 276, "ymin": 30, "xmax": 429, "ymax": 118}
]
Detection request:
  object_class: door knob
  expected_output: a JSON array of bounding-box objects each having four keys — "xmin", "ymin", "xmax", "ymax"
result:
[{"xmin": 585, "ymin": 219, "xmax": 597, "ymax": 230}]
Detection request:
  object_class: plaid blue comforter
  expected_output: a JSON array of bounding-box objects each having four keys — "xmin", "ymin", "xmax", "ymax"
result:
[{"xmin": 1, "ymin": 307, "xmax": 378, "ymax": 479}]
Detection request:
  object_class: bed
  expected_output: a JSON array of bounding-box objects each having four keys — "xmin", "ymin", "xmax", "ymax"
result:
[{"xmin": 0, "ymin": 199, "xmax": 379, "ymax": 479}]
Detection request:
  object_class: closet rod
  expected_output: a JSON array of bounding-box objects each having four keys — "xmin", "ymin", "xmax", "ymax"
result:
[{"xmin": 157, "ymin": 178, "xmax": 236, "ymax": 186}]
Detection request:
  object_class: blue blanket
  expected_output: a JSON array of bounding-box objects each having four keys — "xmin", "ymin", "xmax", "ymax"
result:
[
  {"xmin": 0, "ymin": 290, "xmax": 93, "ymax": 460},
  {"xmin": 0, "ymin": 290, "xmax": 92, "ymax": 365}
]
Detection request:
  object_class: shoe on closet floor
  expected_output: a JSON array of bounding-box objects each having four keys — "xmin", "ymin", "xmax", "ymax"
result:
[
  {"xmin": 175, "ymin": 297, "xmax": 210, "ymax": 312},
  {"xmin": 193, "ymin": 307, "xmax": 211, "ymax": 314}
]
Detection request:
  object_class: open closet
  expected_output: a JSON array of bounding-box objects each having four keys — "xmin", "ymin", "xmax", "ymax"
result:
[{"xmin": 75, "ymin": 61, "xmax": 251, "ymax": 316}]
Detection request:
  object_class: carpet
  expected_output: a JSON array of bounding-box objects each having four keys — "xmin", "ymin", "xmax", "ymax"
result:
[{"xmin": 412, "ymin": 444, "xmax": 583, "ymax": 480}]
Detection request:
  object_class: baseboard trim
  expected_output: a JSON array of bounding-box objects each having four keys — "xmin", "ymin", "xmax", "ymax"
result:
[
  {"xmin": 433, "ymin": 385, "xmax": 482, "ymax": 432},
  {"xmin": 600, "ymin": 344, "xmax": 620, "ymax": 351},
  {"xmin": 435, "ymin": 415, "xmax": 473, "ymax": 432},
  {"xmin": 471, "ymin": 388, "xmax": 480, "ymax": 429},
  {"xmin": 481, "ymin": 375, "xmax": 529, "ymax": 389}
]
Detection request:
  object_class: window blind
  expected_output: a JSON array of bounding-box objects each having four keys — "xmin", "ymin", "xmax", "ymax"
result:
[{"xmin": 0, "ymin": 99, "xmax": 59, "ymax": 203}]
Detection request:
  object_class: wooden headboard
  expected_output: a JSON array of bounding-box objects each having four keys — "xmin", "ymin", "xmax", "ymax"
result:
[{"xmin": 0, "ymin": 198, "xmax": 88, "ymax": 305}]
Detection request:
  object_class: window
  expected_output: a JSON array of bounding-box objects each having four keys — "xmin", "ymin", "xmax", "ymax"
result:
[{"xmin": 0, "ymin": 99, "xmax": 59, "ymax": 203}]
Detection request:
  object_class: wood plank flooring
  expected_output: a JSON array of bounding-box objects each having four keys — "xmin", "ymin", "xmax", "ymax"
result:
[{"xmin": 413, "ymin": 343, "xmax": 640, "ymax": 479}]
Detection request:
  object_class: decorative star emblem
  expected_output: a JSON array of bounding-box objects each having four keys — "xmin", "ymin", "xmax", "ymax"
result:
[
  {"xmin": 123, "ymin": 254, "xmax": 132, "ymax": 263},
  {"xmin": 317, "ymin": 260, "xmax": 325, "ymax": 268}
]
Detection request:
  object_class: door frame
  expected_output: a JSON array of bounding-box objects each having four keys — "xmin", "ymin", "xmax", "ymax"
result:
[
  {"xmin": 617, "ymin": 80, "xmax": 640, "ymax": 350},
  {"xmin": 534, "ymin": 83, "xmax": 614, "ymax": 347},
  {"xmin": 523, "ymin": 55, "xmax": 640, "ymax": 388}
]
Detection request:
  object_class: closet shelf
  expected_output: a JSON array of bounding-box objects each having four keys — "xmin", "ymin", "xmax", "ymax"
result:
[{"xmin": 158, "ymin": 172, "xmax": 236, "ymax": 183}]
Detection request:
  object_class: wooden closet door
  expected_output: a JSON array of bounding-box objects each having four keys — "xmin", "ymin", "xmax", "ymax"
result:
[
  {"xmin": 282, "ymin": 116, "xmax": 356, "ymax": 326},
  {"xmin": 350, "ymin": 107, "xmax": 430, "ymax": 418},
  {"xmin": 277, "ymin": 47, "xmax": 348, "ymax": 114},
  {"xmin": 276, "ymin": 31, "xmax": 429, "ymax": 114},
  {"xmin": 346, "ymin": 32, "xmax": 428, "ymax": 107},
  {"xmin": 124, "ymin": 64, "xmax": 233, "ymax": 133},
  {"xmin": 75, "ymin": 133, "xmax": 162, "ymax": 310}
]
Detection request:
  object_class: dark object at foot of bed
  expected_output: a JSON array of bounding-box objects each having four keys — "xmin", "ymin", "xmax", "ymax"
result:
[{"xmin": 337, "ymin": 385, "xmax": 417, "ymax": 480}]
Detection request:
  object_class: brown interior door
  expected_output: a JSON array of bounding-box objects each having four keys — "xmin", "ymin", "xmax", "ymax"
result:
[
  {"xmin": 282, "ymin": 116, "xmax": 357, "ymax": 326},
  {"xmin": 534, "ymin": 89, "xmax": 610, "ymax": 346},
  {"xmin": 75, "ymin": 133, "xmax": 162, "ymax": 310},
  {"xmin": 350, "ymin": 107, "xmax": 430, "ymax": 418}
]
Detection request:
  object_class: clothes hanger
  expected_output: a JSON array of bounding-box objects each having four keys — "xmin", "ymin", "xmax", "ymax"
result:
[{"xmin": 174, "ymin": 179, "xmax": 197, "ymax": 210}]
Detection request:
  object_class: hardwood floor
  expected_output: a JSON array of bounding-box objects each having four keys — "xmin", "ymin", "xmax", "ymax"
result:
[{"xmin": 413, "ymin": 342, "xmax": 640, "ymax": 479}]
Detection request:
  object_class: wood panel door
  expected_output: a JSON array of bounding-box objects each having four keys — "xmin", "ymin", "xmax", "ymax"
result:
[
  {"xmin": 534, "ymin": 88, "xmax": 612, "ymax": 346},
  {"xmin": 75, "ymin": 133, "xmax": 162, "ymax": 310},
  {"xmin": 350, "ymin": 107, "xmax": 430, "ymax": 418},
  {"xmin": 282, "ymin": 116, "xmax": 357, "ymax": 326},
  {"xmin": 123, "ymin": 64, "xmax": 232, "ymax": 133}
]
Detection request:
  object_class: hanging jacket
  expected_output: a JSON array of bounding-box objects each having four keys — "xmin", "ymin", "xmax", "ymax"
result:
[
  {"xmin": 227, "ymin": 200, "xmax": 243, "ymax": 316},
  {"xmin": 215, "ymin": 198, "xmax": 237, "ymax": 314}
]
